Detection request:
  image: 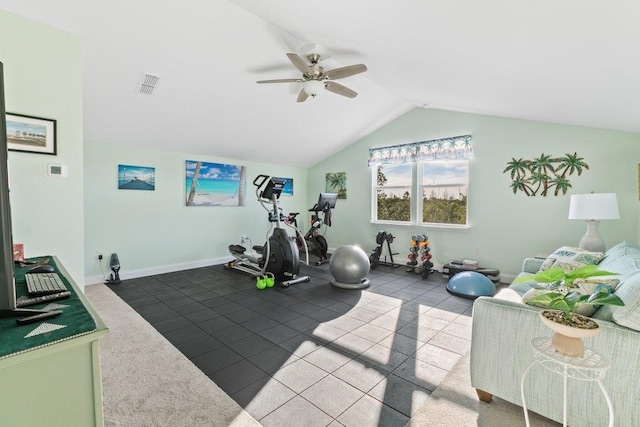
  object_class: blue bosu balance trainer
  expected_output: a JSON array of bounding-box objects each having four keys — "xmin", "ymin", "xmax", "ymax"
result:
[{"xmin": 446, "ymin": 271, "xmax": 496, "ymax": 299}]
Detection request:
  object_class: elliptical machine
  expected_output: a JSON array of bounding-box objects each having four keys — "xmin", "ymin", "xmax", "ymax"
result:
[
  {"xmin": 289, "ymin": 192, "xmax": 337, "ymax": 266},
  {"xmin": 227, "ymin": 175, "xmax": 310, "ymax": 287}
]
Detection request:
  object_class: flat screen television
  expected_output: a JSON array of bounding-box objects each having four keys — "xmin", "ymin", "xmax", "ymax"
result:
[
  {"xmin": 0, "ymin": 60, "xmax": 17, "ymax": 314},
  {"xmin": 0, "ymin": 61, "xmax": 46, "ymax": 318}
]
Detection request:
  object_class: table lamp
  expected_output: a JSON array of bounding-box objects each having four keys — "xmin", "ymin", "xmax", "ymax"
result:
[{"xmin": 568, "ymin": 193, "xmax": 620, "ymax": 252}]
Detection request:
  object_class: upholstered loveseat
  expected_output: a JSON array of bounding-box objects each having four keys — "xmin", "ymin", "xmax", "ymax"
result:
[{"xmin": 470, "ymin": 241, "xmax": 640, "ymax": 426}]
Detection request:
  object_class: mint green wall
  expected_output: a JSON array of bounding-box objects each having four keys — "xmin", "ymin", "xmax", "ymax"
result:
[
  {"xmin": 309, "ymin": 108, "xmax": 640, "ymax": 277},
  {"xmin": 0, "ymin": 11, "xmax": 85, "ymax": 283},
  {"xmin": 5, "ymin": 9, "xmax": 638, "ymax": 284},
  {"xmin": 83, "ymin": 142, "xmax": 308, "ymax": 283}
]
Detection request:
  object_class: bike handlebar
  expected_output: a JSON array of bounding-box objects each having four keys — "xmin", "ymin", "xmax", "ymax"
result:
[{"xmin": 253, "ymin": 174, "xmax": 269, "ymax": 188}]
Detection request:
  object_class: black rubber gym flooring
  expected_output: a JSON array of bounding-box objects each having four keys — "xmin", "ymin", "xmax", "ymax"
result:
[{"xmin": 107, "ymin": 262, "xmax": 474, "ymax": 426}]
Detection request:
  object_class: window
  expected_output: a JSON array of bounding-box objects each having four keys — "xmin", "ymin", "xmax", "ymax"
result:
[
  {"xmin": 375, "ymin": 163, "xmax": 412, "ymax": 223},
  {"xmin": 369, "ymin": 135, "xmax": 472, "ymax": 227},
  {"xmin": 421, "ymin": 160, "xmax": 468, "ymax": 225}
]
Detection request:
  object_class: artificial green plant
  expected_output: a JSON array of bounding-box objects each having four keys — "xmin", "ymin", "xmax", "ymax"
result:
[{"xmin": 512, "ymin": 264, "xmax": 624, "ymax": 325}]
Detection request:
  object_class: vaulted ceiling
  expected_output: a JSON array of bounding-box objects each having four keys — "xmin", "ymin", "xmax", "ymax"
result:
[{"xmin": 1, "ymin": 1, "xmax": 638, "ymax": 167}]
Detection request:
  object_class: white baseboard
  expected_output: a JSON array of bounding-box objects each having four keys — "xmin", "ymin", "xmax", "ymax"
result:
[
  {"xmin": 84, "ymin": 255, "xmax": 512, "ymax": 287},
  {"xmin": 84, "ymin": 256, "xmax": 234, "ymax": 286}
]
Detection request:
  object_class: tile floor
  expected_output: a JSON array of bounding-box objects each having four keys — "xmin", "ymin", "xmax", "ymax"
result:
[{"xmin": 107, "ymin": 262, "xmax": 476, "ymax": 426}]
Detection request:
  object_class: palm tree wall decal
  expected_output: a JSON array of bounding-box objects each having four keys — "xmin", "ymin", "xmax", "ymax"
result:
[{"xmin": 503, "ymin": 152, "xmax": 589, "ymax": 196}]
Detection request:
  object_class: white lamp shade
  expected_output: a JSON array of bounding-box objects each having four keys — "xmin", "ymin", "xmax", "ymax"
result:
[
  {"xmin": 568, "ymin": 193, "xmax": 620, "ymax": 220},
  {"xmin": 303, "ymin": 80, "xmax": 324, "ymax": 96}
]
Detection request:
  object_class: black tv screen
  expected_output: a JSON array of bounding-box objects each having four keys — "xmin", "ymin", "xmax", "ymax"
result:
[{"xmin": 0, "ymin": 61, "xmax": 17, "ymax": 312}]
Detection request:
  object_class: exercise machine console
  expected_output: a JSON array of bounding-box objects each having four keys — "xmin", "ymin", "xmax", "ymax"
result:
[{"xmin": 289, "ymin": 192, "xmax": 337, "ymax": 266}]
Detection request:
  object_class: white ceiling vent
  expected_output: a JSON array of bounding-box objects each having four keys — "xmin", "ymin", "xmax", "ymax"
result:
[{"xmin": 136, "ymin": 73, "xmax": 160, "ymax": 95}]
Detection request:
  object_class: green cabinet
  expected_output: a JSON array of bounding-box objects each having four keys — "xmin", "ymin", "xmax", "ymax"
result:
[{"xmin": 0, "ymin": 258, "xmax": 108, "ymax": 426}]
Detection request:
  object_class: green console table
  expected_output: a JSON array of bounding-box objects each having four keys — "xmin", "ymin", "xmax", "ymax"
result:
[{"xmin": 0, "ymin": 257, "xmax": 109, "ymax": 427}]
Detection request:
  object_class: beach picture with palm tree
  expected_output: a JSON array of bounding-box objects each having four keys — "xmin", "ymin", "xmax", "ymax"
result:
[
  {"xmin": 186, "ymin": 160, "xmax": 247, "ymax": 206},
  {"xmin": 326, "ymin": 172, "xmax": 347, "ymax": 199}
]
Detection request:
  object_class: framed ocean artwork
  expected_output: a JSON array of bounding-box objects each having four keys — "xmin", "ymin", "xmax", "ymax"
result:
[
  {"xmin": 275, "ymin": 177, "xmax": 293, "ymax": 196},
  {"xmin": 118, "ymin": 164, "xmax": 155, "ymax": 190},
  {"xmin": 185, "ymin": 160, "xmax": 247, "ymax": 206}
]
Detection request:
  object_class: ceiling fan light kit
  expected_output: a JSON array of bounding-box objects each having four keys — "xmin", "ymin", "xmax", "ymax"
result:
[
  {"xmin": 302, "ymin": 80, "xmax": 324, "ymax": 97},
  {"xmin": 256, "ymin": 44, "xmax": 367, "ymax": 103}
]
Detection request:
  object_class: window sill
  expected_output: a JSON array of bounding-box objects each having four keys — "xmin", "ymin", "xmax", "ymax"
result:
[{"xmin": 371, "ymin": 220, "xmax": 470, "ymax": 231}]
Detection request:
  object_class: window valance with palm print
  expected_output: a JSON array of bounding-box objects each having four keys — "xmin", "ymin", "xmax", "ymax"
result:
[{"xmin": 367, "ymin": 135, "xmax": 473, "ymax": 166}]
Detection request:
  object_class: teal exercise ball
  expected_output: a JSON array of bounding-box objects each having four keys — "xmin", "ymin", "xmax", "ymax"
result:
[{"xmin": 446, "ymin": 271, "xmax": 495, "ymax": 299}]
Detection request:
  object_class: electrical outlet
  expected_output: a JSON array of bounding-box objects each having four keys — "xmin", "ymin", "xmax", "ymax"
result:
[{"xmin": 241, "ymin": 235, "xmax": 248, "ymax": 243}]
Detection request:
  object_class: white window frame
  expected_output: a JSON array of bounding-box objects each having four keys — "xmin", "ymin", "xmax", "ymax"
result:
[{"xmin": 371, "ymin": 160, "xmax": 470, "ymax": 229}]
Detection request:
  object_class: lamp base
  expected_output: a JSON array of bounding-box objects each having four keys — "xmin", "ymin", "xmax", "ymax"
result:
[{"xmin": 578, "ymin": 220, "xmax": 606, "ymax": 253}]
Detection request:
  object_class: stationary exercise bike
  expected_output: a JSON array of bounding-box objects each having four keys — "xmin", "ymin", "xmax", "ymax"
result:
[
  {"xmin": 226, "ymin": 175, "xmax": 310, "ymax": 287},
  {"xmin": 288, "ymin": 192, "xmax": 337, "ymax": 266}
]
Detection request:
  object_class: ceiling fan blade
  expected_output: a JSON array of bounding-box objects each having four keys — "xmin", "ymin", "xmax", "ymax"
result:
[
  {"xmin": 296, "ymin": 89, "xmax": 309, "ymax": 103},
  {"xmin": 287, "ymin": 53, "xmax": 311, "ymax": 74},
  {"xmin": 325, "ymin": 81, "xmax": 357, "ymax": 98},
  {"xmin": 324, "ymin": 64, "xmax": 367, "ymax": 80},
  {"xmin": 257, "ymin": 78, "xmax": 303, "ymax": 84}
]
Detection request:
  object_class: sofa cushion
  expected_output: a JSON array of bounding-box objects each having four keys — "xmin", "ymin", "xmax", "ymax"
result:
[
  {"xmin": 597, "ymin": 241, "xmax": 640, "ymax": 277},
  {"xmin": 593, "ymin": 271, "xmax": 640, "ymax": 330},
  {"xmin": 509, "ymin": 272, "xmax": 535, "ymax": 295},
  {"xmin": 573, "ymin": 278, "xmax": 620, "ymax": 295},
  {"xmin": 538, "ymin": 246, "xmax": 604, "ymax": 273},
  {"xmin": 590, "ymin": 241, "xmax": 640, "ymax": 329}
]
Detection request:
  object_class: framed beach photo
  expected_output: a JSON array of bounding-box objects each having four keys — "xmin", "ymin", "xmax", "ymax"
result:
[
  {"xmin": 118, "ymin": 164, "xmax": 156, "ymax": 190},
  {"xmin": 275, "ymin": 177, "xmax": 293, "ymax": 196},
  {"xmin": 185, "ymin": 161, "xmax": 247, "ymax": 206},
  {"xmin": 6, "ymin": 113, "xmax": 57, "ymax": 155}
]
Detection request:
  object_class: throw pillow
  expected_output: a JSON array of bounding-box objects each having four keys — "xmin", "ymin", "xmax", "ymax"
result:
[
  {"xmin": 573, "ymin": 278, "xmax": 620, "ymax": 295},
  {"xmin": 593, "ymin": 272, "xmax": 640, "ymax": 331},
  {"xmin": 538, "ymin": 246, "xmax": 605, "ymax": 273}
]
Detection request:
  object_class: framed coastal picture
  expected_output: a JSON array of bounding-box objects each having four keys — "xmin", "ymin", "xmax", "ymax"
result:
[
  {"xmin": 275, "ymin": 177, "xmax": 293, "ymax": 196},
  {"xmin": 6, "ymin": 113, "xmax": 57, "ymax": 155},
  {"xmin": 118, "ymin": 164, "xmax": 156, "ymax": 190},
  {"xmin": 326, "ymin": 171, "xmax": 347, "ymax": 199},
  {"xmin": 186, "ymin": 161, "xmax": 247, "ymax": 206}
]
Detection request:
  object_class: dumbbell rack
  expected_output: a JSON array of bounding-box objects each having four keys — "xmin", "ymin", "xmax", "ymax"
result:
[
  {"xmin": 407, "ymin": 234, "xmax": 434, "ymax": 279},
  {"xmin": 369, "ymin": 231, "xmax": 401, "ymax": 269}
]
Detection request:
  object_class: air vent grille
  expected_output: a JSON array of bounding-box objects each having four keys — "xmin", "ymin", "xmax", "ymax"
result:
[{"xmin": 137, "ymin": 73, "xmax": 160, "ymax": 95}]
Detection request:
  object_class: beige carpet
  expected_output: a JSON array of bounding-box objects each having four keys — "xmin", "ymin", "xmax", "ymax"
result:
[
  {"xmin": 407, "ymin": 352, "xmax": 560, "ymax": 426},
  {"xmin": 86, "ymin": 284, "xmax": 261, "ymax": 427},
  {"xmin": 87, "ymin": 283, "xmax": 558, "ymax": 426}
]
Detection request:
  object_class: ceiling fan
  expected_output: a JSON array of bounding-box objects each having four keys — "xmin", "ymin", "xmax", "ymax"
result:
[{"xmin": 257, "ymin": 45, "xmax": 367, "ymax": 103}]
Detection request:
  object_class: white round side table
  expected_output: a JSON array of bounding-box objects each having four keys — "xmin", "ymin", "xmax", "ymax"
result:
[{"xmin": 520, "ymin": 337, "xmax": 613, "ymax": 427}]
